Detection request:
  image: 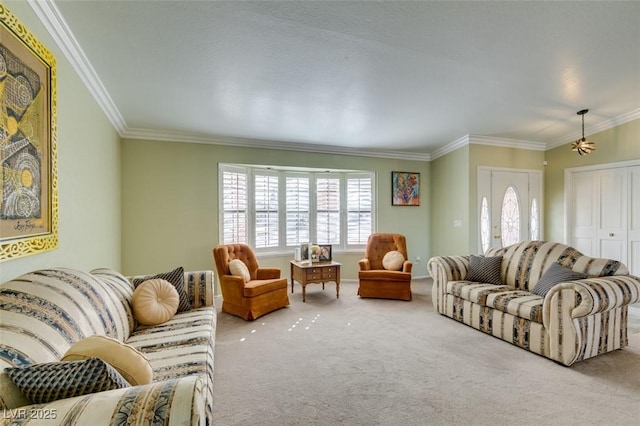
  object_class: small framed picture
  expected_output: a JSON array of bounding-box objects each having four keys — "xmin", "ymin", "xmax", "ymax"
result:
[
  {"xmin": 318, "ymin": 245, "xmax": 332, "ymax": 262},
  {"xmin": 300, "ymin": 244, "xmax": 310, "ymax": 261},
  {"xmin": 392, "ymin": 171, "xmax": 420, "ymax": 206}
]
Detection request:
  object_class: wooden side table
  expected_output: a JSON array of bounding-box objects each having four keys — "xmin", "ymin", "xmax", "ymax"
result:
[{"xmin": 290, "ymin": 260, "xmax": 341, "ymax": 302}]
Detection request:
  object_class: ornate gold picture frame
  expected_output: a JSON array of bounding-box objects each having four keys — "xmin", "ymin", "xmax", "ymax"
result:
[{"xmin": 0, "ymin": 4, "xmax": 58, "ymax": 261}]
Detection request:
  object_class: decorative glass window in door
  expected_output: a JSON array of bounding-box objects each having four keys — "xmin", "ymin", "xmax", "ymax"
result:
[
  {"xmin": 480, "ymin": 196, "xmax": 490, "ymax": 253},
  {"xmin": 501, "ymin": 186, "xmax": 520, "ymax": 247},
  {"xmin": 530, "ymin": 198, "xmax": 539, "ymax": 240}
]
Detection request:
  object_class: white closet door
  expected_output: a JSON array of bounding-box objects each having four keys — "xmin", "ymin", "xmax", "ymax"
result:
[
  {"xmin": 596, "ymin": 168, "xmax": 627, "ymax": 262},
  {"xmin": 629, "ymin": 166, "xmax": 640, "ymax": 275},
  {"xmin": 571, "ymin": 170, "xmax": 598, "ymax": 255},
  {"xmin": 568, "ymin": 163, "xmax": 639, "ymax": 275}
]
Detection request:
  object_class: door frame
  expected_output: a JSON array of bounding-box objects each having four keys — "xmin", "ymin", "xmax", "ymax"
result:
[
  {"xmin": 477, "ymin": 166, "xmax": 544, "ymax": 253},
  {"xmin": 564, "ymin": 158, "xmax": 640, "ymax": 245}
]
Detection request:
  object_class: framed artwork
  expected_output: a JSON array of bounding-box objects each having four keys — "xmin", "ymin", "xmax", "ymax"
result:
[
  {"xmin": 392, "ymin": 172, "xmax": 420, "ymax": 206},
  {"xmin": 0, "ymin": 5, "xmax": 58, "ymax": 261},
  {"xmin": 318, "ymin": 244, "xmax": 332, "ymax": 262}
]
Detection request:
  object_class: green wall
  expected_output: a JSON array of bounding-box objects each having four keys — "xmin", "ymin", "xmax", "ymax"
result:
[
  {"xmin": 1, "ymin": 2, "xmax": 122, "ymax": 282},
  {"xmin": 430, "ymin": 146, "xmax": 469, "ymax": 256},
  {"xmin": 121, "ymin": 139, "xmax": 431, "ymax": 287},
  {"xmin": 544, "ymin": 118, "xmax": 640, "ymax": 242}
]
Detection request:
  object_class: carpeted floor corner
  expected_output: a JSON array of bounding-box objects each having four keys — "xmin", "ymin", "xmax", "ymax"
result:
[{"xmin": 213, "ymin": 279, "xmax": 640, "ymax": 425}]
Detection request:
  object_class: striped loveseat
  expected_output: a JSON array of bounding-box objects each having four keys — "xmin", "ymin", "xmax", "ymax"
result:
[
  {"xmin": 428, "ymin": 241, "xmax": 640, "ymax": 366},
  {"xmin": 0, "ymin": 267, "xmax": 215, "ymax": 425}
]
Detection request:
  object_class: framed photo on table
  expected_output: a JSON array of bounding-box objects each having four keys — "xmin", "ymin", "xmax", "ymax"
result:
[
  {"xmin": 318, "ymin": 245, "xmax": 332, "ymax": 262},
  {"xmin": 0, "ymin": 5, "xmax": 58, "ymax": 261}
]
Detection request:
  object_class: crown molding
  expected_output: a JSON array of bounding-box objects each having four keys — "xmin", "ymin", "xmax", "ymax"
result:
[
  {"xmin": 123, "ymin": 127, "xmax": 431, "ymax": 161},
  {"xmin": 430, "ymin": 134, "xmax": 546, "ymax": 160},
  {"xmin": 547, "ymin": 107, "xmax": 640, "ymax": 150},
  {"xmin": 28, "ymin": 0, "xmax": 127, "ymax": 134},
  {"xmin": 469, "ymin": 135, "xmax": 547, "ymax": 151},
  {"xmin": 430, "ymin": 135, "xmax": 470, "ymax": 160}
]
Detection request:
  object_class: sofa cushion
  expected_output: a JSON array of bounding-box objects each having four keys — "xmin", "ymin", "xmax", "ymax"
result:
[
  {"xmin": 466, "ymin": 255, "xmax": 503, "ymax": 285},
  {"xmin": 243, "ymin": 278, "xmax": 288, "ymax": 297},
  {"xmin": 486, "ymin": 290, "xmax": 543, "ymax": 323},
  {"xmin": 229, "ymin": 259, "xmax": 251, "ymax": 282},
  {"xmin": 132, "ymin": 267, "xmax": 192, "ymax": 312},
  {"xmin": 532, "ymin": 262, "xmax": 588, "ymax": 297},
  {"xmin": 132, "ymin": 279, "xmax": 180, "ymax": 325},
  {"xmin": 126, "ymin": 308, "xmax": 216, "ymax": 383},
  {"xmin": 61, "ymin": 335, "xmax": 153, "ymax": 386},
  {"xmin": 5, "ymin": 358, "xmax": 130, "ymax": 404},
  {"xmin": 447, "ymin": 281, "xmax": 512, "ymax": 305},
  {"xmin": 382, "ymin": 250, "xmax": 405, "ymax": 271}
]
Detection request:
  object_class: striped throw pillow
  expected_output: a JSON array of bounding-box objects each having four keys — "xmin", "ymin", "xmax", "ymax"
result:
[
  {"xmin": 532, "ymin": 263, "xmax": 587, "ymax": 297},
  {"xmin": 466, "ymin": 255, "xmax": 503, "ymax": 285},
  {"xmin": 5, "ymin": 358, "xmax": 130, "ymax": 404}
]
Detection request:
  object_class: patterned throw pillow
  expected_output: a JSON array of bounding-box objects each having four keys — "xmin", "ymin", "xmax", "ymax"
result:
[
  {"xmin": 132, "ymin": 266, "xmax": 192, "ymax": 312},
  {"xmin": 5, "ymin": 358, "xmax": 130, "ymax": 404},
  {"xmin": 532, "ymin": 263, "xmax": 587, "ymax": 297},
  {"xmin": 466, "ymin": 255, "xmax": 503, "ymax": 285}
]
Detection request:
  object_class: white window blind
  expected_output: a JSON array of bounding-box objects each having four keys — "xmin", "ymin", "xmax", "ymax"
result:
[
  {"xmin": 222, "ymin": 169, "xmax": 247, "ymax": 244},
  {"xmin": 316, "ymin": 177, "xmax": 340, "ymax": 245},
  {"xmin": 347, "ymin": 175, "xmax": 372, "ymax": 245},
  {"xmin": 285, "ymin": 176, "xmax": 310, "ymax": 246},
  {"xmin": 219, "ymin": 164, "xmax": 375, "ymax": 252},
  {"xmin": 254, "ymin": 173, "xmax": 279, "ymax": 248}
]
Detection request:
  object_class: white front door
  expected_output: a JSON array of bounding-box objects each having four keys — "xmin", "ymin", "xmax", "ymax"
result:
[{"xmin": 478, "ymin": 168, "xmax": 542, "ymax": 252}]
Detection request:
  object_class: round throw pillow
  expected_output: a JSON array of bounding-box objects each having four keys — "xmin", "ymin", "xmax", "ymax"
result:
[
  {"xmin": 61, "ymin": 335, "xmax": 153, "ymax": 386},
  {"xmin": 382, "ymin": 250, "xmax": 405, "ymax": 271},
  {"xmin": 229, "ymin": 259, "xmax": 251, "ymax": 282},
  {"xmin": 131, "ymin": 279, "xmax": 179, "ymax": 326}
]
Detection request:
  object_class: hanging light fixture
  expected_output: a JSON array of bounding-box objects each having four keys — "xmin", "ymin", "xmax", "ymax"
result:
[{"xmin": 570, "ymin": 109, "xmax": 595, "ymax": 155}]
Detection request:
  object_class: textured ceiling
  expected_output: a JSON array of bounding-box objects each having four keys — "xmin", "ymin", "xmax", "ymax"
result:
[{"xmin": 45, "ymin": 1, "xmax": 640, "ymax": 156}]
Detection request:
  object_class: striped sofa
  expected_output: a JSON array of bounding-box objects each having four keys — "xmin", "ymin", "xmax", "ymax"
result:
[
  {"xmin": 428, "ymin": 241, "xmax": 640, "ymax": 366},
  {"xmin": 0, "ymin": 267, "xmax": 215, "ymax": 425}
]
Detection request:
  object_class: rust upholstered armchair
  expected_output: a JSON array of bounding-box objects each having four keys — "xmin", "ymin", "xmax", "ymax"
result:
[
  {"xmin": 358, "ymin": 233, "xmax": 413, "ymax": 301},
  {"xmin": 213, "ymin": 244, "xmax": 289, "ymax": 320}
]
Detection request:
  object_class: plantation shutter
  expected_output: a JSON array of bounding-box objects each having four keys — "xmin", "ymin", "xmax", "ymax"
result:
[
  {"xmin": 222, "ymin": 169, "xmax": 247, "ymax": 244},
  {"xmin": 347, "ymin": 175, "xmax": 373, "ymax": 245},
  {"xmin": 254, "ymin": 173, "xmax": 279, "ymax": 248},
  {"xmin": 316, "ymin": 177, "xmax": 340, "ymax": 244},
  {"xmin": 286, "ymin": 175, "xmax": 310, "ymax": 246}
]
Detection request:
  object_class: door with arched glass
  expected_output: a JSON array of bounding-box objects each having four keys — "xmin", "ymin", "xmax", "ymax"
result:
[{"xmin": 478, "ymin": 168, "xmax": 543, "ymax": 252}]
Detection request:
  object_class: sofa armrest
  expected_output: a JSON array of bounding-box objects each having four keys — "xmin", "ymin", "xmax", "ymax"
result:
[
  {"xmin": 184, "ymin": 270, "xmax": 215, "ymax": 309},
  {"xmin": 0, "ymin": 376, "xmax": 208, "ymax": 425},
  {"xmin": 543, "ymin": 275, "xmax": 640, "ymax": 323},
  {"xmin": 256, "ymin": 268, "xmax": 280, "ymax": 280},
  {"xmin": 542, "ymin": 275, "xmax": 640, "ymax": 366},
  {"xmin": 402, "ymin": 260, "xmax": 413, "ymax": 274},
  {"xmin": 427, "ymin": 256, "xmax": 470, "ymax": 313}
]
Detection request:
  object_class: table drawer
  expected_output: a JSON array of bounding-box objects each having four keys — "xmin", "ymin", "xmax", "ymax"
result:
[
  {"xmin": 322, "ymin": 267, "xmax": 337, "ymax": 279},
  {"xmin": 305, "ymin": 268, "xmax": 322, "ymax": 280}
]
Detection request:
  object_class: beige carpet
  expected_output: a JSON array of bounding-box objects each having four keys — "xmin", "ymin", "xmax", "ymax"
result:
[{"xmin": 213, "ymin": 279, "xmax": 640, "ymax": 425}]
